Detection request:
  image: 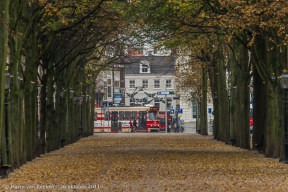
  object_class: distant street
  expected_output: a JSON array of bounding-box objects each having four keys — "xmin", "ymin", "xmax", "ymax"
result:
[
  {"xmin": 169, "ymin": 121, "xmax": 213, "ymax": 134},
  {"xmin": 183, "ymin": 121, "xmax": 197, "ymax": 133},
  {"xmin": 1, "ymin": 133, "xmax": 287, "ymax": 191}
]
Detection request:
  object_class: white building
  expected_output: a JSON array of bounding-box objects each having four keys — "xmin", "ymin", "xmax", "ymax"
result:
[
  {"xmin": 95, "ymin": 53, "xmax": 212, "ymax": 124},
  {"xmin": 124, "ymin": 56, "xmax": 177, "ymax": 111}
]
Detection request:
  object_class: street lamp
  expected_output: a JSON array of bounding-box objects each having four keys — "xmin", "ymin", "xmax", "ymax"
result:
[
  {"xmin": 37, "ymin": 83, "xmax": 42, "ymax": 140},
  {"xmin": 4, "ymin": 69, "xmax": 11, "ymax": 165},
  {"xmin": 85, "ymin": 94, "xmax": 89, "ymax": 101},
  {"xmin": 70, "ymin": 89, "xmax": 74, "ymax": 99},
  {"xmin": 271, "ymin": 73, "xmax": 276, "ymax": 81},
  {"xmin": 227, "ymin": 87, "xmax": 234, "ymax": 145},
  {"xmin": 280, "ymin": 69, "xmax": 288, "ymax": 164},
  {"xmin": 227, "ymin": 87, "xmax": 231, "ymax": 121},
  {"xmin": 60, "ymin": 88, "xmax": 66, "ymax": 98},
  {"xmin": 17, "ymin": 75, "xmax": 22, "ymax": 90},
  {"xmin": 30, "ymin": 81, "xmax": 35, "ymax": 92},
  {"xmin": 5, "ymin": 70, "xmax": 11, "ymax": 89},
  {"xmin": 78, "ymin": 95, "xmax": 84, "ymax": 137}
]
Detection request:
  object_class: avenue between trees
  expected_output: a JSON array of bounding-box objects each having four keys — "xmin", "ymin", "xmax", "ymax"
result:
[
  {"xmin": 1, "ymin": 0, "xmax": 288, "ymax": 177},
  {"xmin": 1, "ymin": 133, "xmax": 288, "ymax": 191}
]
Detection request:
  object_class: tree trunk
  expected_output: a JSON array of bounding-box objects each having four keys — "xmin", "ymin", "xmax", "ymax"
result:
[
  {"xmin": 200, "ymin": 66, "xmax": 208, "ymax": 135},
  {"xmin": 214, "ymin": 34, "xmax": 230, "ymax": 144},
  {"xmin": 45, "ymin": 58, "xmax": 57, "ymax": 152},
  {"xmin": 23, "ymin": 22, "xmax": 38, "ymax": 161},
  {"xmin": 208, "ymin": 59, "xmax": 218, "ymax": 139},
  {"xmin": 230, "ymin": 37, "xmax": 250, "ymax": 149},
  {"xmin": 0, "ymin": 0, "xmax": 10, "ymax": 168},
  {"xmin": 251, "ymin": 35, "xmax": 267, "ymax": 152},
  {"xmin": 8, "ymin": 34, "xmax": 23, "ymax": 170}
]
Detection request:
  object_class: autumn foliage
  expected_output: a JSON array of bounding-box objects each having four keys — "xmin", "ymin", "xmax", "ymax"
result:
[{"xmin": 1, "ymin": 134, "xmax": 288, "ymax": 191}]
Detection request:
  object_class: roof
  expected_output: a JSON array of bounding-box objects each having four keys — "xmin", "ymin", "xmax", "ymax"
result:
[
  {"xmin": 124, "ymin": 56, "xmax": 176, "ymax": 75},
  {"xmin": 127, "ymin": 51, "xmax": 144, "ymax": 56}
]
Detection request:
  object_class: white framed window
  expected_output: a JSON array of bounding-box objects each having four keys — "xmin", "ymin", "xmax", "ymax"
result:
[
  {"xmin": 142, "ymin": 66, "xmax": 148, "ymax": 72},
  {"xmin": 114, "ymin": 81, "xmax": 119, "ymax": 87},
  {"xmin": 166, "ymin": 79, "xmax": 172, "ymax": 88},
  {"xmin": 107, "ymin": 79, "xmax": 112, "ymax": 85},
  {"xmin": 154, "ymin": 80, "xmax": 160, "ymax": 88},
  {"xmin": 142, "ymin": 80, "xmax": 148, "ymax": 88},
  {"xmin": 140, "ymin": 60, "xmax": 150, "ymax": 73},
  {"xmin": 130, "ymin": 80, "xmax": 135, "ymax": 88}
]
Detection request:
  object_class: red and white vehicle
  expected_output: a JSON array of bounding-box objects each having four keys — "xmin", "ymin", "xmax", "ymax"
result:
[
  {"xmin": 159, "ymin": 111, "xmax": 171, "ymax": 131},
  {"xmin": 94, "ymin": 105, "xmax": 160, "ymax": 133}
]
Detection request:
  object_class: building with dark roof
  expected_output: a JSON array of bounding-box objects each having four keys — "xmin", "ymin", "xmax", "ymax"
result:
[
  {"xmin": 124, "ymin": 56, "xmax": 176, "ymax": 110},
  {"xmin": 95, "ymin": 54, "xmax": 211, "ymax": 126},
  {"xmin": 124, "ymin": 56, "xmax": 176, "ymax": 75}
]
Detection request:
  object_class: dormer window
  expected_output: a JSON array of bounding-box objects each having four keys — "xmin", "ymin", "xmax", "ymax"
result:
[
  {"xmin": 142, "ymin": 65, "xmax": 148, "ymax": 72},
  {"xmin": 140, "ymin": 60, "xmax": 150, "ymax": 73}
]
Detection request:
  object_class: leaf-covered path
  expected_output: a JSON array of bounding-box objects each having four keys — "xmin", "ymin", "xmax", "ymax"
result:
[{"xmin": 1, "ymin": 133, "xmax": 288, "ymax": 191}]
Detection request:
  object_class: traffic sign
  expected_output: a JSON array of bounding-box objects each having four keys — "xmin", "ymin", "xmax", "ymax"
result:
[
  {"xmin": 157, "ymin": 91, "xmax": 174, "ymax": 95},
  {"xmin": 170, "ymin": 109, "xmax": 174, "ymax": 115},
  {"xmin": 178, "ymin": 108, "xmax": 183, "ymax": 114},
  {"xmin": 208, "ymin": 108, "xmax": 212, "ymax": 114}
]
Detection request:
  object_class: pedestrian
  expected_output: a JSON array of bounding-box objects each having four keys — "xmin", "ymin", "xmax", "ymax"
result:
[
  {"xmin": 129, "ymin": 119, "xmax": 133, "ymax": 132},
  {"xmin": 133, "ymin": 118, "xmax": 138, "ymax": 132}
]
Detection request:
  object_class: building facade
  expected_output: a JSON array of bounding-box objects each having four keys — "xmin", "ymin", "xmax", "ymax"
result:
[
  {"xmin": 95, "ymin": 54, "xmax": 211, "ymax": 124},
  {"xmin": 124, "ymin": 56, "xmax": 176, "ymax": 111}
]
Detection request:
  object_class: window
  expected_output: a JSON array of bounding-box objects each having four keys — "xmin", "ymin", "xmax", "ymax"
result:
[
  {"xmin": 154, "ymin": 80, "xmax": 160, "ymax": 88},
  {"xmin": 130, "ymin": 80, "xmax": 135, "ymax": 88},
  {"xmin": 107, "ymin": 79, "xmax": 112, "ymax": 85},
  {"xmin": 119, "ymin": 111, "xmax": 125, "ymax": 120},
  {"xmin": 193, "ymin": 102, "xmax": 197, "ymax": 118},
  {"xmin": 125, "ymin": 111, "xmax": 132, "ymax": 120},
  {"xmin": 114, "ymin": 81, "xmax": 120, "ymax": 87},
  {"xmin": 140, "ymin": 60, "xmax": 150, "ymax": 73},
  {"xmin": 142, "ymin": 65, "xmax": 148, "ymax": 72},
  {"xmin": 166, "ymin": 79, "xmax": 172, "ymax": 88},
  {"xmin": 104, "ymin": 89, "xmax": 107, "ymax": 100},
  {"xmin": 142, "ymin": 80, "xmax": 148, "ymax": 88},
  {"xmin": 108, "ymin": 86, "xmax": 111, "ymax": 97},
  {"xmin": 148, "ymin": 112, "xmax": 156, "ymax": 120}
]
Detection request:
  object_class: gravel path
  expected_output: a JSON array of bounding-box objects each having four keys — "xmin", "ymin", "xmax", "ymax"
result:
[{"xmin": 0, "ymin": 133, "xmax": 288, "ymax": 191}]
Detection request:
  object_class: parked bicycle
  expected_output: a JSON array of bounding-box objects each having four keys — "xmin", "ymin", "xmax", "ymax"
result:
[{"xmin": 174, "ymin": 125, "xmax": 185, "ymax": 133}]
